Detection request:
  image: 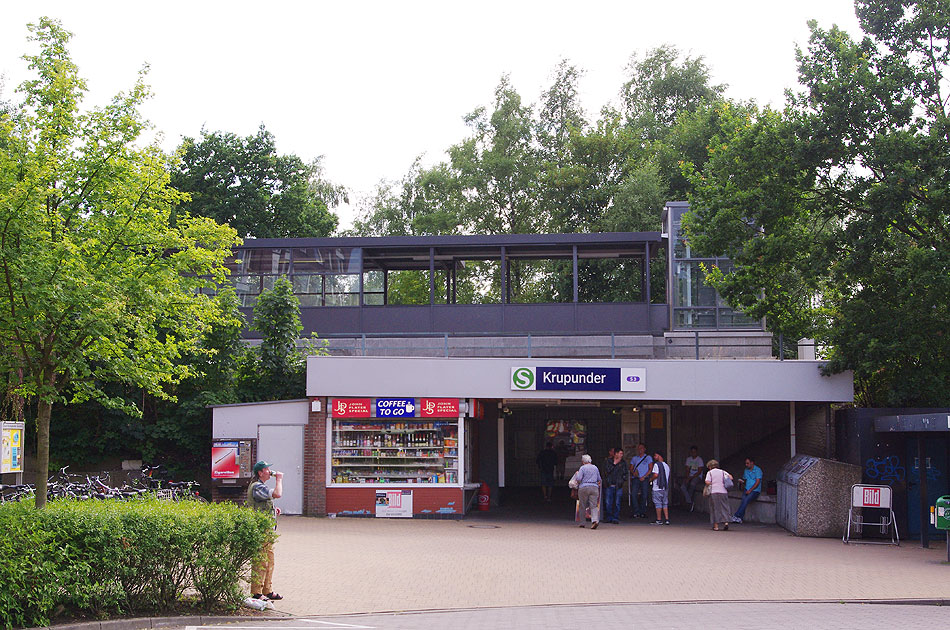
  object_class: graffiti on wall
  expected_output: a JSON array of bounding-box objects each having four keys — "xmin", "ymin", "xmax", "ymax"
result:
[{"xmin": 865, "ymin": 456, "xmax": 906, "ymax": 483}]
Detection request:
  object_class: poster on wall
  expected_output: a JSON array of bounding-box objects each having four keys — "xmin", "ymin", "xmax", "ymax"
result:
[
  {"xmin": 211, "ymin": 442, "xmax": 240, "ymax": 479},
  {"xmin": 544, "ymin": 420, "xmax": 587, "ymax": 456},
  {"xmin": 1, "ymin": 422, "xmax": 24, "ymax": 474},
  {"xmin": 375, "ymin": 490, "xmax": 413, "ymax": 518}
]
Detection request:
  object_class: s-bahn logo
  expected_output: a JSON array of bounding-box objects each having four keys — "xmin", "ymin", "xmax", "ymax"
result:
[{"xmin": 511, "ymin": 367, "xmax": 536, "ymax": 390}]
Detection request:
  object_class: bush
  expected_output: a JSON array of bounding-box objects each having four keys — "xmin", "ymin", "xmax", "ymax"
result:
[{"xmin": 0, "ymin": 498, "xmax": 274, "ymax": 629}]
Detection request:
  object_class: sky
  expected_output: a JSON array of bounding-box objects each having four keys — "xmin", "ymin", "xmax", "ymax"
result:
[{"xmin": 0, "ymin": 1, "xmax": 863, "ymax": 229}]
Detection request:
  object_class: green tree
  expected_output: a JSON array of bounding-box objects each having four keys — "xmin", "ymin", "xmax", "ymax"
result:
[
  {"xmin": 171, "ymin": 126, "xmax": 343, "ymax": 238},
  {"xmin": 0, "ymin": 19, "xmax": 241, "ymax": 506},
  {"xmin": 685, "ymin": 0, "xmax": 950, "ymax": 406},
  {"xmin": 239, "ymin": 278, "xmax": 315, "ymax": 401}
]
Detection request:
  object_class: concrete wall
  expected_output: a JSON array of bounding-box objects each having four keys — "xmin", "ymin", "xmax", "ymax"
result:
[{"xmin": 795, "ymin": 459, "xmax": 862, "ymax": 537}]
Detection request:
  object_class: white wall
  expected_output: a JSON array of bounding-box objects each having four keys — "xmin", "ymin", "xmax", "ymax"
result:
[{"xmin": 212, "ymin": 399, "xmax": 310, "ymax": 438}]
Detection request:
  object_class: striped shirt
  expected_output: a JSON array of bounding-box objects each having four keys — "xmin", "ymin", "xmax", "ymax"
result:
[{"xmin": 575, "ymin": 463, "xmax": 602, "ymax": 488}]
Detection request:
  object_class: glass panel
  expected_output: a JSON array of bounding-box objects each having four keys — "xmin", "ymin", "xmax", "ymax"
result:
[
  {"xmin": 231, "ymin": 275, "xmax": 261, "ymax": 295},
  {"xmin": 330, "ymin": 419, "xmax": 460, "ymax": 485},
  {"xmin": 718, "ymin": 308, "xmax": 761, "ymax": 328},
  {"xmin": 292, "ymin": 274, "xmax": 323, "ymax": 294},
  {"xmin": 245, "ymin": 248, "xmax": 290, "ymax": 274},
  {"xmin": 292, "ymin": 247, "xmax": 361, "ymax": 274},
  {"xmin": 261, "ymin": 274, "xmax": 290, "ymax": 292},
  {"xmin": 674, "ymin": 262, "xmax": 717, "ymax": 308},
  {"xmin": 578, "ymin": 258, "xmax": 643, "ymax": 303},
  {"xmin": 674, "ymin": 308, "xmax": 716, "ymax": 328},
  {"xmin": 324, "ymin": 293, "xmax": 359, "ymax": 306},
  {"xmin": 363, "ymin": 270, "xmax": 384, "ymax": 293},
  {"xmin": 508, "ymin": 259, "xmax": 570, "ymax": 303},
  {"xmin": 297, "ymin": 293, "xmax": 323, "ymax": 307},
  {"xmin": 386, "ymin": 270, "xmax": 431, "ymax": 305},
  {"xmin": 363, "ymin": 293, "xmax": 384, "ymax": 305}
]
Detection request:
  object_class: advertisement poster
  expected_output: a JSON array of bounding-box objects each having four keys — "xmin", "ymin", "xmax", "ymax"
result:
[
  {"xmin": 1, "ymin": 422, "xmax": 24, "ymax": 474},
  {"xmin": 375, "ymin": 398, "xmax": 416, "ymax": 417},
  {"xmin": 332, "ymin": 398, "xmax": 372, "ymax": 418},
  {"xmin": 211, "ymin": 442, "xmax": 240, "ymax": 479},
  {"xmin": 375, "ymin": 490, "xmax": 413, "ymax": 518},
  {"xmin": 419, "ymin": 398, "xmax": 459, "ymax": 417}
]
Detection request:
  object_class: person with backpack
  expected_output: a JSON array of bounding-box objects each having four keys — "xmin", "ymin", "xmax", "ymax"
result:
[{"xmin": 704, "ymin": 459, "xmax": 734, "ymax": 531}]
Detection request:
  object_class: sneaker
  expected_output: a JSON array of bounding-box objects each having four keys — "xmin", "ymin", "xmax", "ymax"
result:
[
  {"xmin": 252, "ymin": 594, "xmax": 269, "ymax": 601},
  {"xmin": 591, "ymin": 522, "xmax": 599, "ymax": 529},
  {"xmin": 664, "ymin": 520, "xmax": 670, "ymax": 525},
  {"xmin": 651, "ymin": 520, "xmax": 663, "ymax": 525},
  {"xmin": 731, "ymin": 516, "xmax": 742, "ymax": 523}
]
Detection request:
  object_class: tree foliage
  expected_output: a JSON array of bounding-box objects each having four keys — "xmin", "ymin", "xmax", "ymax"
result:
[
  {"xmin": 171, "ymin": 126, "xmax": 343, "ymax": 238},
  {"xmin": 0, "ymin": 19, "xmax": 241, "ymax": 505},
  {"xmin": 685, "ymin": 0, "xmax": 950, "ymax": 406}
]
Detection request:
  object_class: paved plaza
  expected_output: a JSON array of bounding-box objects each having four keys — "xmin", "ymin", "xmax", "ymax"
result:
[{"xmin": 262, "ymin": 506, "xmax": 950, "ymax": 618}]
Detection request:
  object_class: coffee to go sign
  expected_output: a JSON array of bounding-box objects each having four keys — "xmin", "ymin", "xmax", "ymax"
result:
[{"xmin": 331, "ymin": 398, "xmax": 460, "ymax": 418}]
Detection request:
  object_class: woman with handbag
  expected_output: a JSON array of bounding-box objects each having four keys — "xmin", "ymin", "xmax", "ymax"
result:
[{"xmin": 704, "ymin": 459, "xmax": 733, "ymax": 531}]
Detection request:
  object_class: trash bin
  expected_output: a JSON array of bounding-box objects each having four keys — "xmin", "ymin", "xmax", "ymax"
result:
[
  {"xmin": 777, "ymin": 455, "xmax": 861, "ymax": 537},
  {"xmin": 936, "ymin": 496, "xmax": 950, "ymax": 530}
]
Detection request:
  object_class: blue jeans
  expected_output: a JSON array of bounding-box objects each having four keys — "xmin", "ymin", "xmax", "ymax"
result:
[
  {"xmin": 734, "ymin": 490, "xmax": 761, "ymax": 519},
  {"xmin": 604, "ymin": 485, "xmax": 622, "ymax": 522},
  {"xmin": 632, "ymin": 478, "xmax": 651, "ymax": 515}
]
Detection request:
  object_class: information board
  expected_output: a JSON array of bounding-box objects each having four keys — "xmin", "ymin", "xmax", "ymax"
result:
[
  {"xmin": 375, "ymin": 490, "xmax": 413, "ymax": 517},
  {"xmin": 0, "ymin": 422, "xmax": 24, "ymax": 474}
]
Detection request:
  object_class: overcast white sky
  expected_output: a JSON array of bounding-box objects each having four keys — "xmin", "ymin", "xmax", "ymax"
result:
[{"xmin": 0, "ymin": 1, "xmax": 862, "ymax": 229}]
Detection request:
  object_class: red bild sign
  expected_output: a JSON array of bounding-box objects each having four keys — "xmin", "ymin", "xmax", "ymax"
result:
[
  {"xmin": 862, "ymin": 487, "xmax": 881, "ymax": 507},
  {"xmin": 331, "ymin": 398, "xmax": 372, "ymax": 418},
  {"xmin": 420, "ymin": 398, "xmax": 460, "ymax": 417}
]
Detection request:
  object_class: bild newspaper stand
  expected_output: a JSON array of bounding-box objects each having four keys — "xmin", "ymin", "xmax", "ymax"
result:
[{"xmin": 843, "ymin": 484, "xmax": 899, "ymax": 545}]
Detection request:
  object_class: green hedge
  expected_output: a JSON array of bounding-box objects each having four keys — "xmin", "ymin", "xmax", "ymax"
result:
[{"xmin": 0, "ymin": 498, "xmax": 274, "ymax": 629}]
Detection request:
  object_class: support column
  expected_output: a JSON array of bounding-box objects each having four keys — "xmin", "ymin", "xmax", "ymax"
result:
[
  {"xmin": 303, "ymin": 397, "xmax": 328, "ymax": 516},
  {"xmin": 789, "ymin": 401, "xmax": 796, "ymax": 458},
  {"xmin": 497, "ymin": 415, "xmax": 505, "ymax": 488},
  {"xmin": 713, "ymin": 406, "xmax": 720, "ymax": 460},
  {"xmin": 918, "ymin": 435, "xmax": 929, "ymax": 549}
]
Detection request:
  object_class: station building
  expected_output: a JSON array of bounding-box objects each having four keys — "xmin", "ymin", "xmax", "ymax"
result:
[{"xmin": 211, "ymin": 202, "xmax": 854, "ymax": 520}]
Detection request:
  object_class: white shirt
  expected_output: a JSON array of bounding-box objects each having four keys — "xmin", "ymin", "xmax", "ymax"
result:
[
  {"xmin": 651, "ymin": 461, "xmax": 671, "ymax": 491},
  {"xmin": 685, "ymin": 455, "xmax": 703, "ymax": 475}
]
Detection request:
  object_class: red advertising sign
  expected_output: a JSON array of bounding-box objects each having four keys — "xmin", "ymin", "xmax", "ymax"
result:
[
  {"xmin": 862, "ymin": 487, "xmax": 881, "ymax": 507},
  {"xmin": 419, "ymin": 398, "xmax": 460, "ymax": 417},
  {"xmin": 211, "ymin": 444, "xmax": 239, "ymax": 479},
  {"xmin": 332, "ymin": 398, "xmax": 372, "ymax": 418}
]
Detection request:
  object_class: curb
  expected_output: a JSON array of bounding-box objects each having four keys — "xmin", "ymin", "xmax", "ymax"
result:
[{"xmin": 26, "ymin": 613, "xmax": 293, "ymax": 630}]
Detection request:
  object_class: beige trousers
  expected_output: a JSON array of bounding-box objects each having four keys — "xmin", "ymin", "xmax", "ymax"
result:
[
  {"xmin": 251, "ymin": 542, "xmax": 275, "ymax": 595},
  {"xmin": 578, "ymin": 486, "xmax": 600, "ymax": 523}
]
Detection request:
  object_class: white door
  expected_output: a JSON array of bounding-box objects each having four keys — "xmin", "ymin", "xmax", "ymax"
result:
[{"xmin": 257, "ymin": 425, "xmax": 304, "ymax": 515}]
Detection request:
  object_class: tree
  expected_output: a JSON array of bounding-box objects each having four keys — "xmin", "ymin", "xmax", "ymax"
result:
[
  {"xmin": 171, "ymin": 126, "xmax": 343, "ymax": 238},
  {"xmin": 0, "ymin": 19, "xmax": 240, "ymax": 506},
  {"xmin": 685, "ymin": 0, "xmax": 950, "ymax": 406},
  {"xmin": 621, "ymin": 45, "xmax": 725, "ymax": 143},
  {"xmin": 238, "ymin": 278, "xmax": 315, "ymax": 401}
]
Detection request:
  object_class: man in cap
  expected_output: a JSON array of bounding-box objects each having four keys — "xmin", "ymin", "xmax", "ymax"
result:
[{"xmin": 247, "ymin": 460, "xmax": 283, "ymax": 601}]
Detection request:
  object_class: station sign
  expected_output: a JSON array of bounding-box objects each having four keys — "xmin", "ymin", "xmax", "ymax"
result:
[
  {"xmin": 511, "ymin": 367, "xmax": 646, "ymax": 392},
  {"xmin": 331, "ymin": 398, "xmax": 372, "ymax": 418},
  {"xmin": 375, "ymin": 398, "xmax": 416, "ymax": 417},
  {"xmin": 420, "ymin": 398, "xmax": 460, "ymax": 417}
]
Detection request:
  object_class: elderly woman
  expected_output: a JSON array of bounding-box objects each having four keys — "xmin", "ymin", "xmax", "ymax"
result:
[
  {"xmin": 574, "ymin": 454, "xmax": 602, "ymax": 529},
  {"xmin": 704, "ymin": 459, "xmax": 733, "ymax": 531}
]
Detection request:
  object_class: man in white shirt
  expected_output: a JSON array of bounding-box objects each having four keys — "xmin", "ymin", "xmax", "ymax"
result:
[
  {"xmin": 650, "ymin": 451, "xmax": 672, "ymax": 525},
  {"xmin": 681, "ymin": 445, "xmax": 704, "ymax": 507}
]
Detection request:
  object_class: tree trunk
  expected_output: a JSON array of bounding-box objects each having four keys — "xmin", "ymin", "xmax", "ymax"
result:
[{"xmin": 35, "ymin": 397, "xmax": 51, "ymax": 509}]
